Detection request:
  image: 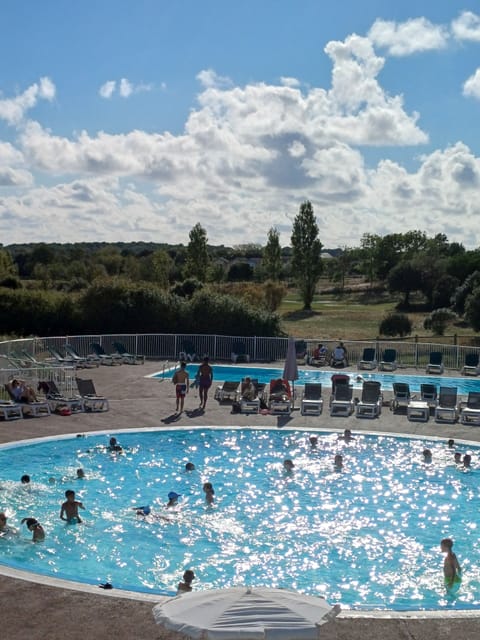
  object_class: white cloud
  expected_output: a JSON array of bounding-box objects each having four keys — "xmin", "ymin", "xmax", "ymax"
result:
[
  {"xmin": 0, "ymin": 77, "xmax": 55, "ymax": 125},
  {"xmin": 119, "ymin": 78, "xmax": 133, "ymax": 98},
  {"xmin": 99, "ymin": 78, "xmax": 152, "ymax": 99},
  {"xmin": 368, "ymin": 17, "xmax": 449, "ymax": 56},
  {"xmin": 463, "ymin": 68, "xmax": 480, "ymax": 99},
  {"xmin": 196, "ymin": 69, "xmax": 232, "ymax": 89},
  {"xmin": 452, "ymin": 11, "xmax": 480, "ymax": 42},
  {"xmin": 99, "ymin": 80, "xmax": 116, "ymax": 99},
  {"xmin": 280, "ymin": 77, "xmax": 301, "ymax": 88}
]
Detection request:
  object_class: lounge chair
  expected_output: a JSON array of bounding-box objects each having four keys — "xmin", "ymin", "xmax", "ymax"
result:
[
  {"xmin": 434, "ymin": 386, "xmax": 458, "ymax": 423},
  {"xmin": 47, "ymin": 347, "xmax": 76, "ymax": 367},
  {"xmin": 43, "ymin": 380, "xmax": 85, "ymax": 413},
  {"xmin": 214, "ymin": 381, "xmax": 240, "ymax": 402},
  {"xmin": 20, "ymin": 350, "xmax": 55, "ymax": 368},
  {"xmin": 113, "ymin": 342, "xmax": 145, "ymax": 365},
  {"xmin": 460, "ymin": 392, "xmax": 480, "ymax": 425},
  {"xmin": 357, "ymin": 348, "xmax": 377, "ymax": 370},
  {"xmin": 329, "ymin": 375, "xmax": 354, "ymax": 416},
  {"xmin": 295, "ymin": 340, "xmax": 308, "ymax": 363},
  {"xmin": 356, "ymin": 381, "xmax": 382, "ymax": 418},
  {"xmin": 4, "ymin": 383, "xmax": 51, "ymax": 418},
  {"xmin": 231, "ymin": 341, "xmax": 250, "ymax": 364},
  {"xmin": 462, "ymin": 353, "xmax": 480, "ymax": 376},
  {"xmin": 76, "ymin": 378, "xmax": 109, "ymax": 412},
  {"xmin": 301, "ymin": 383, "xmax": 323, "ymax": 416},
  {"xmin": 420, "ymin": 383, "xmax": 438, "ymax": 407},
  {"xmin": 426, "ymin": 351, "xmax": 444, "ymax": 375},
  {"xmin": 378, "ymin": 349, "xmax": 397, "ymax": 371},
  {"xmin": 268, "ymin": 378, "xmax": 292, "ymax": 415},
  {"xmin": 0, "ymin": 401, "xmax": 23, "ymax": 420},
  {"xmin": 179, "ymin": 340, "xmax": 198, "ymax": 362},
  {"xmin": 390, "ymin": 382, "xmax": 411, "ymax": 413},
  {"xmin": 65, "ymin": 345, "xmax": 99, "ymax": 368},
  {"xmin": 90, "ymin": 342, "xmax": 123, "ymax": 366},
  {"xmin": 239, "ymin": 379, "xmax": 263, "ymax": 414}
]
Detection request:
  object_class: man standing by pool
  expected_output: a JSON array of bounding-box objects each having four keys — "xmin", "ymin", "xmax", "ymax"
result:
[
  {"xmin": 172, "ymin": 361, "xmax": 189, "ymax": 413},
  {"xmin": 197, "ymin": 356, "xmax": 213, "ymax": 410}
]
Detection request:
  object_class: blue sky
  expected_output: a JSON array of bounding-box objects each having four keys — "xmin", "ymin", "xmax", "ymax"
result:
[{"xmin": 1, "ymin": 0, "xmax": 480, "ymax": 247}]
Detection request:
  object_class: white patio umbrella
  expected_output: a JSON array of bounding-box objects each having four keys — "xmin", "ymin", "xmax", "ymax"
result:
[
  {"xmin": 153, "ymin": 586, "xmax": 340, "ymax": 640},
  {"xmin": 282, "ymin": 337, "xmax": 299, "ymax": 408}
]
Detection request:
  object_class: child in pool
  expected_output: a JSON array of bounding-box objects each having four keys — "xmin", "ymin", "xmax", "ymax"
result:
[
  {"xmin": 60, "ymin": 489, "xmax": 85, "ymax": 524},
  {"xmin": 441, "ymin": 538, "xmax": 461, "ymax": 590},
  {"xmin": 177, "ymin": 569, "xmax": 195, "ymax": 594},
  {"xmin": 203, "ymin": 482, "xmax": 215, "ymax": 504},
  {"xmin": 21, "ymin": 518, "xmax": 45, "ymax": 542}
]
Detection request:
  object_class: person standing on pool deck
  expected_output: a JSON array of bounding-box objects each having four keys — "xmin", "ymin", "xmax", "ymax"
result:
[
  {"xmin": 441, "ymin": 538, "xmax": 461, "ymax": 591},
  {"xmin": 172, "ymin": 361, "xmax": 189, "ymax": 413},
  {"xmin": 60, "ymin": 489, "xmax": 85, "ymax": 524},
  {"xmin": 197, "ymin": 356, "xmax": 213, "ymax": 410}
]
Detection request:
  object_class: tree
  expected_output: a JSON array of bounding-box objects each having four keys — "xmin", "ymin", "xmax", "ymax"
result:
[
  {"xmin": 184, "ymin": 223, "xmax": 210, "ymax": 282},
  {"xmin": 262, "ymin": 227, "xmax": 282, "ymax": 281},
  {"xmin": 465, "ymin": 287, "xmax": 480, "ymax": 331},
  {"xmin": 290, "ymin": 200, "xmax": 323, "ymax": 311},
  {"xmin": 379, "ymin": 313, "xmax": 412, "ymax": 337},
  {"xmin": 423, "ymin": 308, "xmax": 457, "ymax": 336},
  {"xmin": 387, "ymin": 261, "xmax": 423, "ymax": 308}
]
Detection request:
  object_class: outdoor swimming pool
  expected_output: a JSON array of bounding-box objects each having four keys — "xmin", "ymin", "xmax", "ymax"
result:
[
  {"xmin": 0, "ymin": 428, "xmax": 479, "ymax": 610},
  {"xmin": 153, "ymin": 364, "xmax": 480, "ymax": 395}
]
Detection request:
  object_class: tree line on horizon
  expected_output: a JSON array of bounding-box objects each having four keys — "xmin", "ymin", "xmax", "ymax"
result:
[{"xmin": 1, "ymin": 201, "xmax": 480, "ymax": 337}]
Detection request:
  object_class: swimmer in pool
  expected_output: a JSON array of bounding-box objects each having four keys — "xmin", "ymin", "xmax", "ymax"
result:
[
  {"xmin": 283, "ymin": 459, "xmax": 295, "ymax": 472},
  {"xmin": 21, "ymin": 517, "xmax": 45, "ymax": 542},
  {"xmin": 108, "ymin": 437, "xmax": 123, "ymax": 453},
  {"xmin": 338, "ymin": 429, "xmax": 354, "ymax": 442},
  {"xmin": 448, "ymin": 439, "xmax": 455, "ymax": 449},
  {"xmin": 334, "ymin": 454, "xmax": 343, "ymax": 470},
  {"xmin": 441, "ymin": 538, "xmax": 461, "ymax": 590},
  {"xmin": 167, "ymin": 491, "xmax": 182, "ymax": 508},
  {"xmin": 185, "ymin": 462, "xmax": 195, "ymax": 471},
  {"xmin": 422, "ymin": 449, "xmax": 432, "ymax": 463},
  {"xmin": 177, "ymin": 569, "xmax": 195, "ymax": 594},
  {"xmin": 133, "ymin": 505, "xmax": 151, "ymax": 516},
  {"xmin": 203, "ymin": 482, "xmax": 215, "ymax": 504},
  {"xmin": 454, "ymin": 452, "xmax": 462, "ymax": 465},
  {"xmin": 0, "ymin": 512, "xmax": 18, "ymax": 536},
  {"xmin": 463, "ymin": 454, "xmax": 472, "ymax": 468},
  {"xmin": 21, "ymin": 474, "xmax": 30, "ymax": 485},
  {"xmin": 309, "ymin": 436, "xmax": 318, "ymax": 448},
  {"xmin": 76, "ymin": 468, "xmax": 85, "ymax": 479},
  {"xmin": 60, "ymin": 489, "xmax": 85, "ymax": 524}
]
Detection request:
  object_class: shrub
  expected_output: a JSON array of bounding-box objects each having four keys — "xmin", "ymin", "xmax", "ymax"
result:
[
  {"xmin": 423, "ymin": 308, "xmax": 457, "ymax": 335},
  {"xmin": 379, "ymin": 313, "xmax": 412, "ymax": 337},
  {"xmin": 170, "ymin": 278, "xmax": 204, "ymax": 298},
  {"xmin": 0, "ymin": 276, "xmax": 22, "ymax": 289}
]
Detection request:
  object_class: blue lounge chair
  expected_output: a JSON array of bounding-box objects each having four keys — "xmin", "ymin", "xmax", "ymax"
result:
[
  {"xmin": 231, "ymin": 341, "xmax": 250, "ymax": 364},
  {"xmin": 113, "ymin": 342, "xmax": 145, "ymax": 365},
  {"xmin": 462, "ymin": 352, "xmax": 480, "ymax": 376},
  {"xmin": 358, "ymin": 348, "xmax": 377, "ymax": 370},
  {"xmin": 426, "ymin": 351, "xmax": 444, "ymax": 375},
  {"xmin": 179, "ymin": 340, "xmax": 198, "ymax": 362},
  {"xmin": 90, "ymin": 343, "xmax": 123, "ymax": 366},
  {"xmin": 379, "ymin": 349, "xmax": 397, "ymax": 371}
]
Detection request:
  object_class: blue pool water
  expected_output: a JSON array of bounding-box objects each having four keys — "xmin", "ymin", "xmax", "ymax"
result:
[
  {"xmin": 154, "ymin": 364, "xmax": 480, "ymax": 395},
  {"xmin": 0, "ymin": 429, "xmax": 479, "ymax": 610}
]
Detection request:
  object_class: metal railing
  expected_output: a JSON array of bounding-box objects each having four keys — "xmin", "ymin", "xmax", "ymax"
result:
[{"xmin": 1, "ymin": 334, "xmax": 479, "ymax": 372}]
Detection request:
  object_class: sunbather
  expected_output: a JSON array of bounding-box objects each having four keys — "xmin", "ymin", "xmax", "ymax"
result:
[
  {"xmin": 241, "ymin": 377, "xmax": 256, "ymax": 401},
  {"xmin": 7, "ymin": 379, "xmax": 38, "ymax": 403}
]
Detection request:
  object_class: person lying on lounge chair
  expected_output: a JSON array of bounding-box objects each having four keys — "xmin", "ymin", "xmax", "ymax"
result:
[
  {"xmin": 6, "ymin": 379, "xmax": 38, "ymax": 403},
  {"xmin": 241, "ymin": 377, "xmax": 256, "ymax": 401}
]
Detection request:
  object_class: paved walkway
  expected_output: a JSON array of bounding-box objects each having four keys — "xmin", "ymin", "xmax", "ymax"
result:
[{"xmin": 1, "ymin": 360, "xmax": 480, "ymax": 640}]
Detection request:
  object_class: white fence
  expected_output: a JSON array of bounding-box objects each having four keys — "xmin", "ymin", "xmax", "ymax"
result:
[{"xmin": 1, "ymin": 333, "xmax": 479, "ymax": 372}]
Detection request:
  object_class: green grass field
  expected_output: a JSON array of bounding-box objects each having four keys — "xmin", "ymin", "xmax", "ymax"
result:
[{"xmin": 279, "ymin": 289, "xmax": 478, "ymax": 345}]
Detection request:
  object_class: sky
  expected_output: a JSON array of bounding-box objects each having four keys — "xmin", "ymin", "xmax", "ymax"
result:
[{"xmin": 1, "ymin": 0, "xmax": 480, "ymax": 248}]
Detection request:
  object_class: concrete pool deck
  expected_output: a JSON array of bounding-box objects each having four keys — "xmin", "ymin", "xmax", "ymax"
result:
[{"xmin": 2, "ymin": 359, "xmax": 480, "ymax": 640}]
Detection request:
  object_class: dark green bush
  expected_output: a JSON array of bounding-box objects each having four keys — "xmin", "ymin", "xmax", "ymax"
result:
[
  {"xmin": 379, "ymin": 313, "xmax": 413, "ymax": 337},
  {"xmin": 0, "ymin": 288, "xmax": 75, "ymax": 335}
]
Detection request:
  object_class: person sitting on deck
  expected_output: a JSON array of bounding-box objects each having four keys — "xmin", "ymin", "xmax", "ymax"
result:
[{"xmin": 6, "ymin": 379, "xmax": 38, "ymax": 403}]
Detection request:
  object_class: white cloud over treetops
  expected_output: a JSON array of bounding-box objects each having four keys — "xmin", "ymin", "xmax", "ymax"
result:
[{"xmin": 1, "ymin": 27, "xmax": 480, "ymax": 248}]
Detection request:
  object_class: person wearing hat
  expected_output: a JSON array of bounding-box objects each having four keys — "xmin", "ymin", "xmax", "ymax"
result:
[{"xmin": 167, "ymin": 491, "xmax": 182, "ymax": 508}]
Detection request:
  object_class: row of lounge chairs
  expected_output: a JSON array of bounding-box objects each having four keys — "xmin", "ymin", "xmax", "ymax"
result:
[
  {"xmin": 390, "ymin": 382, "xmax": 480, "ymax": 424},
  {"xmin": 44, "ymin": 343, "xmax": 145, "ymax": 368},
  {"xmin": 215, "ymin": 378, "xmax": 293, "ymax": 415},
  {"xmin": 357, "ymin": 348, "xmax": 480, "ymax": 376},
  {"xmin": 1, "ymin": 378, "xmax": 109, "ymax": 420}
]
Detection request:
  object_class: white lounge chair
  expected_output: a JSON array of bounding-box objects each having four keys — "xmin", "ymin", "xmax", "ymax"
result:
[
  {"xmin": 301, "ymin": 383, "xmax": 323, "ymax": 416},
  {"xmin": 356, "ymin": 381, "xmax": 382, "ymax": 418}
]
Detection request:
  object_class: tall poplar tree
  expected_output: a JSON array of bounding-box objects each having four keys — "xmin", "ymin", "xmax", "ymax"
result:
[
  {"xmin": 184, "ymin": 223, "xmax": 210, "ymax": 282},
  {"xmin": 262, "ymin": 227, "xmax": 282, "ymax": 280},
  {"xmin": 291, "ymin": 200, "xmax": 323, "ymax": 310}
]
